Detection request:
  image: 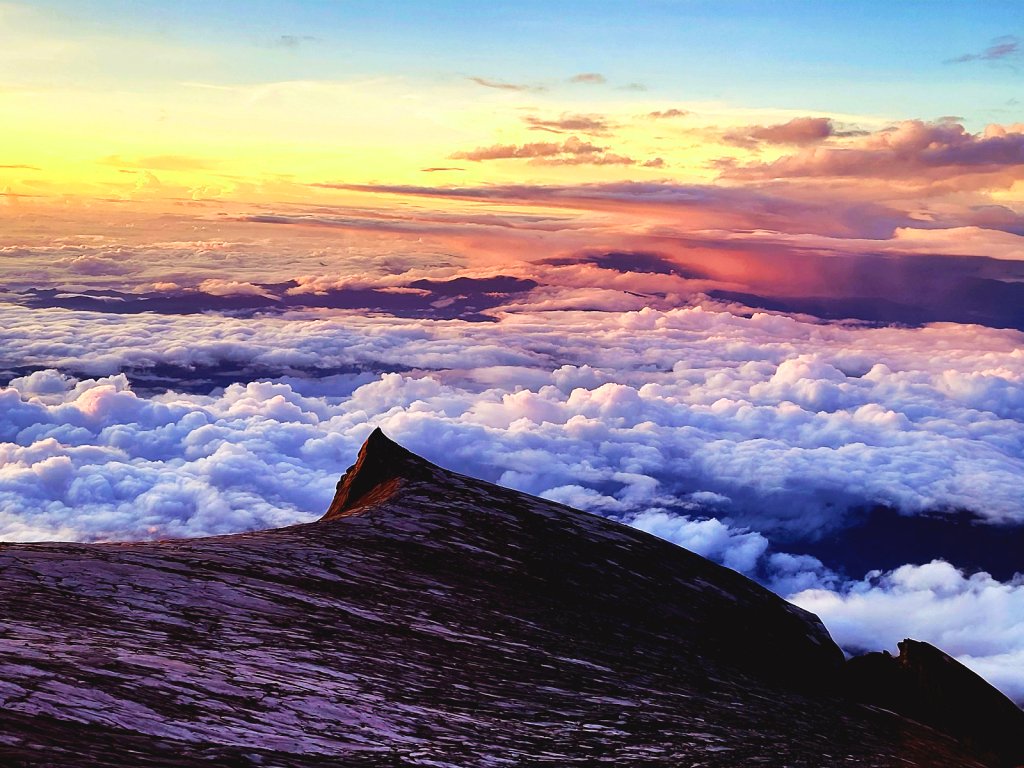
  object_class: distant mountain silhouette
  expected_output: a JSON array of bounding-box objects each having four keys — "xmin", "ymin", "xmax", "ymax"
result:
[{"xmin": 0, "ymin": 429, "xmax": 1019, "ymax": 766}]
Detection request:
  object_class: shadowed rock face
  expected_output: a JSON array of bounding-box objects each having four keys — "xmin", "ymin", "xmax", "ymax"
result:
[
  {"xmin": 847, "ymin": 640, "xmax": 1024, "ymax": 767},
  {"xmin": 0, "ymin": 430, "xmax": 1015, "ymax": 766}
]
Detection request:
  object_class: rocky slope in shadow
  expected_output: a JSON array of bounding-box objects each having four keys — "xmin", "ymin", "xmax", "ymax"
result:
[{"xmin": 0, "ymin": 428, "xmax": 1019, "ymax": 767}]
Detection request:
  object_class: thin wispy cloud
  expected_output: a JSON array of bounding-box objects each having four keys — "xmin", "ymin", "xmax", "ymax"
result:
[
  {"xmin": 451, "ymin": 136, "xmax": 604, "ymax": 161},
  {"xmin": 946, "ymin": 35, "xmax": 1021, "ymax": 64},
  {"xmin": 468, "ymin": 76, "xmax": 542, "ymax": 92},
  {"xmin": 272, "ymin": 34, "xmax": 319, "ymax": 49},
  {"xmin": 523, "ymin": 113, "xmax": 612, "ymax": 135}
]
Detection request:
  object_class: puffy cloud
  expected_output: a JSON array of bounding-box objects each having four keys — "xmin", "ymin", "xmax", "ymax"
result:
[
  {"xmin": 725, "ymin": 117, "xmax": 836, "ymax": 147},
  {"xmin": 59, "ymin": 250, "xmax": 139, "ymax": 276},
  {"xmin": 629, "ymin": 511, "xmax": 769, "ymax": 573},
  {"xmin": 723, "ymin": 120, "xmax": 1024, "ymax": 189},
  {"xmin": 3, "ymin": 302, "xmax": 1024, "ymax": 536}
]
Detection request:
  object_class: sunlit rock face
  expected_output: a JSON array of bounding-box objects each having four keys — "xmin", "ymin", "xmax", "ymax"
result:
[{"xmin": 0, "ymin": 430, "xmax": 1015, "ymax": 767}]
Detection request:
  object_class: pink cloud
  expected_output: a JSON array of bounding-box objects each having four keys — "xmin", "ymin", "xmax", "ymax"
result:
[
  {"xmin": 725, "ymin": 117, "xmax": 836, "ymax": 147},
  {"xmin": 722, "ymin": 120, "xmax": 1024, "ymax": 189},
  {"xmin": 452, "ymin": 136, "xmax": 605, "ymax": 161},
  {"xmin": 647, "ymin": 109, "xmax": 690, "ymax": 120},
  {"xmin": 524, "ymin": 113, "xmax": 611, "ymax": 135},
  {"xmin": 569, "ymin": 72, "xmax": 606, "ymax": 84}
]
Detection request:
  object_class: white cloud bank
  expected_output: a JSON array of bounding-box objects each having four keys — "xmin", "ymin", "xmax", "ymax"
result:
[{"xmin": 3, "ymin": 303, "xmax": 1023, "ymax": 531}]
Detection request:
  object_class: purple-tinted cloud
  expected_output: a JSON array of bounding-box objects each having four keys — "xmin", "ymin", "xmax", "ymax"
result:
[
  {"xmin": 725, "ymin": 117, "xmax": 836, "ymax": 147},
  {"xmin": 468, "ymin": 76, "xmax": 541, "ymax": 92},
  {"xmin": 646, "ymin": 109, "xmax": 689, "ymax": 120},
  {"xmin": 524, "ymin": 113, "xmax": 612, "ymax": 135},
  {"xmin": 722, "ymin": 120, "xmax": 1024, "ymax": 188},
  {"xmin": 947, "ymin": 36, "xmax": 1020, "ymax": 64},
  {"xmin": 452, "ymin": 136, "xmax": 605, "ymax": 161}
]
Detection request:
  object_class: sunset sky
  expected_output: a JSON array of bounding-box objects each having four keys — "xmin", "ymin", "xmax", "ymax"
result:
[
  {"xmin": 2, "ymin": 0, "xmax": 1022, "ymax": 199},
  {"xmin": 2, "ymin": 1, "xmax": 1024, "ymax": 703}
]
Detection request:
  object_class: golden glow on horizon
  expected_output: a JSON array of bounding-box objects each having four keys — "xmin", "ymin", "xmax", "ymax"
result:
[{"xmin": 0, "ymin": 69, "xmax": 886, "ymax": 205}]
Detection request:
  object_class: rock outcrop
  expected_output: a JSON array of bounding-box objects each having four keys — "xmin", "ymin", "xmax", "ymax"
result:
[
  {"xmin": 0, "ymin": 429, "xmax": 1017, "ymax": 766},
  {"xmin": 848, "ymin": 639, "xmax": 1024, "ymax": 767}
]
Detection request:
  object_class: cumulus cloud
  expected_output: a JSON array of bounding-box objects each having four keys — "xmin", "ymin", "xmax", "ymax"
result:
[
  {"xmin": 629, "ymin": 511, "xmax": 770, "ymax": 573},
  {"xmin": 3, "ymin": 303, "xmax": 1024, "ymax": 536},
  {"xmin": 724, "ymin": 117, "xmax": 836, "ymax": 147},
  {"xmin": 722, "ymin": 119, "xmax": 1024, "ymax": 189},
  {"xmin": 59, "ymin": 252, "xmax": 139, "ymax": 276}
]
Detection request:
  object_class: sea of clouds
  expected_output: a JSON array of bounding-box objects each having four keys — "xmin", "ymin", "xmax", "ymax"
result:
[{"xmin": 2, "ymin": 299, "xmax": 1024, "ymax": 699}]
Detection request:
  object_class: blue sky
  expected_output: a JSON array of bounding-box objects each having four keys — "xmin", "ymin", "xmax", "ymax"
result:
[{"xmin": 17, "ymin": 0, "xmax": 1023, "ymax": 122}]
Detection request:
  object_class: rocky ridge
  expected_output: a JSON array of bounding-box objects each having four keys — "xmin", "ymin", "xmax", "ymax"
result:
[{"xmin": 0, "ymin": 428, "xmax": 1020, "ymax": 766}]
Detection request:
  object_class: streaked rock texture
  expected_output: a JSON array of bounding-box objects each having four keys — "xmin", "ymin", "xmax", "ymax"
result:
[{"xmin": 0, "ymin": 429, "xmax": 1017, "ymax": 766}]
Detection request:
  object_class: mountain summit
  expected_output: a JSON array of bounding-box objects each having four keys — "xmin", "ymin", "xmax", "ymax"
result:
[
  {"xmin": 323, "ymin": 427, "xmax": 436, "ymax": 518},
  {"xmin": 0, "ymin": 429, "xmax": 1019, "ymax": 766}
]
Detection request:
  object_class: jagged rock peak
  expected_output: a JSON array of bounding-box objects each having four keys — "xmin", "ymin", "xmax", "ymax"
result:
[
  {"xmin": 321, "ymin": 428, "xmax": 435, "ymax": 519},
  {"xmin": 847, "ymin": 639, "xmax": 1024, "ymax": 767}
]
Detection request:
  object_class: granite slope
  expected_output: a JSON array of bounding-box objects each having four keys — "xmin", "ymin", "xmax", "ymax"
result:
[{"xmin": 0, "ymin": 429, "xmax": 1016, "ymax": 766}]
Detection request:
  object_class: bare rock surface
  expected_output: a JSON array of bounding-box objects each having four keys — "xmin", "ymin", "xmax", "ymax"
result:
[
  {"xmin": 847, "ymin": 639, "xmax": 1024, "ymax": 767},
  {"xmin": 0, "ymin": 429, "xmax": 1012, "ymax": 766}
]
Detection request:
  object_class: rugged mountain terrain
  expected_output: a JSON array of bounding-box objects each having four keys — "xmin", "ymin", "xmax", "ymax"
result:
[{"xmin": 0, "ymin": 429, "xmax": 1020, "ymax": 767}]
